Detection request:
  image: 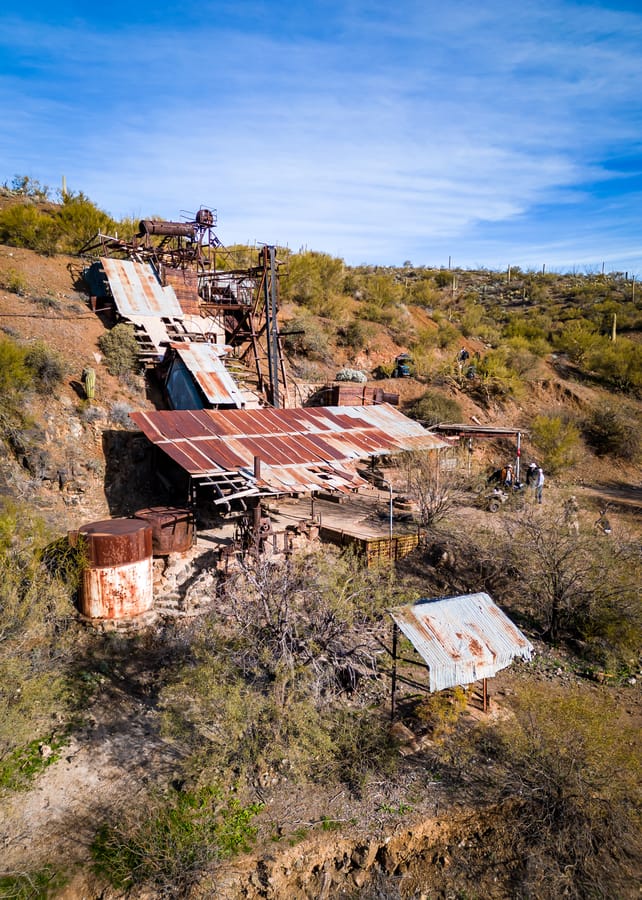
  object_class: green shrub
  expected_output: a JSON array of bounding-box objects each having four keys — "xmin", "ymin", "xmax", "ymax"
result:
[
  {"xmin": 0, "ymin": 865, "xmax": 67, "ymax": 898},
  {"xmin": 98, "ymin": 324, "xmax": 139, "ymax": 375},
  {"xmin": 24, "ymin": 342, "xmax": 67, "ymax": 394},
  {"xmin": 0, "ymin": 188, "xmax": 116, "ymax": 255},
  {"xmin": 0, "ymin": 203, "xmax": 60, "ymax": 255},
  {"xmin": 0, "ymin": 736, "xmax": 65, "ymax": 792},
  {"xmin": 6, "ymin": 174, "xmax": 52, "ymax": 200},
  {"xmin": 0, "ymin": 336, "xmax": 30, "ymax": 397},
  {"xmin": 407, "ymin": 389, "xmax": 462, "ymax": 426},
  {"xmin": 282, "ymin": 316, "xmax": 329, "ymax": 358},
  {"xmin": 91, "ymin": 785, "xmax": 263, "ymax": 893},
  {"xmin": 529, "ymin": 414, "xmax": 581, "ymax": 472},
  {"xmin": 336, "ymin": 320, "xmax": 376, "ymax": 350},
  {"xmin": 582, "ymin": 406, "xmax": 640, "ymax": 460},
  {"xmin": 587, "ymin": 338, "xmax": 642, "ymax": 393},
  {"xmin": 1, "ymin": 267, "xmax": 28, "ymax": 295},
  {"xmin": 55, "ymin": 191, "xmax": 116, "ymax": 253},
  {"xmin": 282, "ymin": 251, "xmax": 345, "ymax": 314}
]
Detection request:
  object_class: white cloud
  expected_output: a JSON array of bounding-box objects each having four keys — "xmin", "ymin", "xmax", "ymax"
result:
[{"xmin": 0, "ymin": 1, "xmax": 641, "ymax": 272}]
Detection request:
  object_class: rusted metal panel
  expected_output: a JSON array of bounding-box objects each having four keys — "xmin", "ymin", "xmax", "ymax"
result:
[
  {"xmin": 80, "ymin": 557, "xmax": 153, "ymax": 619},
  {"xmin": 74, "ymin": 519, "xmax": 153, "ymax": 566},
  {"xmin": 134, "ymin": 506, "xmax": 194, "ymax": 555},
  {"xmin": 101, "ymin": 258, "xmax": 184, "ymax": 318},
  {"xmin": 163, "ymin": 267, "xmax": 200, "ymax": 316},
  {"xmin": 170, "ymin": 342, "xmax": 244, "ymax": 409},
  {"xmin": 129, "ymin": 404, "xmax": 450, "ymax": 497},
  {"xmin": 389, "ymin": 592, "xmax": 532, "ymax": 692}
]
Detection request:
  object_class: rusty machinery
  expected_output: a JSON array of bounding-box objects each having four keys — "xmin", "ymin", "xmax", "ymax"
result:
[{"xmin": 78, "ymin": 209, "xmax": 288, "ymax": 408}]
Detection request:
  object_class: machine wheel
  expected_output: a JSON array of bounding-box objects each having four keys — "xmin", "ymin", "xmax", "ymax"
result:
[{"xmin": 488, "ymin": 499, "xmax": 501, "ymax": 513}]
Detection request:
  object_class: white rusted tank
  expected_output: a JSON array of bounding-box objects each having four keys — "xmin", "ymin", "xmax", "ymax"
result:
[{"xmin": 71, "ymin": 519, "xmax": 154, "ymax": 619}]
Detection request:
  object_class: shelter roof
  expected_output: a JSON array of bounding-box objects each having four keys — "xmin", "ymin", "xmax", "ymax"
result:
[
  {"xmin": 130, "ymin": 404, "xmax": 450, "ymax": 500},
  {"xmin": 101, "ymin": 258, "xmax": 184, "ymax": 318},
  {"xmin": 389, "ymin": 592, "xmax": 532, "ymax": 691},
  {"xmin": 168, "ymin": 342, "xmax": 244, "ymax": 409}
]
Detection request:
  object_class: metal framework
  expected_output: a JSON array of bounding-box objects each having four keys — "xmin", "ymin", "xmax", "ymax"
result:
[{"xmin": 78, "ymin": 210, "xmax": 288, "ymax": 408}]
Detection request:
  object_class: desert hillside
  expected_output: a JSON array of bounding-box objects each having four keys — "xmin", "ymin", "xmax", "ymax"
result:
[{"xmin": 0, "ymin": 187, "xmax": 640, "ymax": 900}]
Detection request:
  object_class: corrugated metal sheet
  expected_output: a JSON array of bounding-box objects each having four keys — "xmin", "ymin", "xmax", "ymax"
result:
[
  {"xmin": 130, "ymin": 404, "xmax": 449, "ymax": 498},
  {"xmin": 101, "ymin": 258, "xmax": 184, "ymax": 318},
  {"xmin": 170, "ymin": 343, "xmax": 244, "ymax": 409},
  {"xmin": 389, "ymin": 592, "xmax": 532, "ymax": 691}
]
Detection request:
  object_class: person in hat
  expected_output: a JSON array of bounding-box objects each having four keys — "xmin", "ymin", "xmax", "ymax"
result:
[
  {"xmin": 536, "ymin": 466, "xmax": 545, "ymax": 504},
  {"xmin": 503, "ymin": 463, "xmax": 514, "ymax": 487}
]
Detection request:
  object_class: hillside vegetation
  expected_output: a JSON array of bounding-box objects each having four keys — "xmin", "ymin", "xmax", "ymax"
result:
[{"xmin": 0, "ymin": 180, "xmax": 640, "ymax": 899}]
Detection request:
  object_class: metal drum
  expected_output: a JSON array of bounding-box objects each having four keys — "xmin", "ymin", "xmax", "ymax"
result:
[
  {"xmin": 72, "ymin": 519, "xmax": 153, "ymax": 619},
  {"xmin": 134, "ymin": 507, "xmax": 194, "ymax": 555}
]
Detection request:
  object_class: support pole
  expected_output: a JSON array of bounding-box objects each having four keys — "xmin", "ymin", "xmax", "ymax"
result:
[{"xmin": 391, "ymin": 623, "xmax": 398, "ymax": 722}]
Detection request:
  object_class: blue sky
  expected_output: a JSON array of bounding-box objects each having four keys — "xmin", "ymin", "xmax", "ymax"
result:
[{"xmin": 1, "ymin": 0, "xmax": 641, "ymax": 273}]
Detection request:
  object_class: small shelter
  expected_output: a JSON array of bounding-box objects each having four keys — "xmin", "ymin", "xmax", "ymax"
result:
[{"xmin": 387, "ymin": 592, "xmax": 532, "ymax": 714}]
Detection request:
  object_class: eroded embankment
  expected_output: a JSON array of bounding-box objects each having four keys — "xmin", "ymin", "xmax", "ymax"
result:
[{"xmin": 198, "ymin": 804, "xmax": 517, "ymax": 899}]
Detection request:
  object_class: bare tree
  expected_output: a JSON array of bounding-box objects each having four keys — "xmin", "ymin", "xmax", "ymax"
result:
[{"xmin": 396, "ymin": 451, "xmax": 458, "ymax": 529}]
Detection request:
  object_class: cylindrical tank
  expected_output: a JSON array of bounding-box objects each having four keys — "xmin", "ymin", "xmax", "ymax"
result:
[
  {"xmin": 134, "ymin": 507, "xmax": 194, "ymax": 555},
  {"xmin": 138, "ymin": 220, "xmax": 195, "ymax": 238},
  {"xmin": 71, "ymin": 519, "xmax": 153, "ymax": 620}
]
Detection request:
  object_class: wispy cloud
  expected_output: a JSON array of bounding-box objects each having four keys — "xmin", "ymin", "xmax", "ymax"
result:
[{"xmin": 0, "ymin": 1, "xmax": 641, "ymax": 272}]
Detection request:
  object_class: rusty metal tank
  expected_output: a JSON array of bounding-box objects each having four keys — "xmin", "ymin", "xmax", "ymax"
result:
[
  {"xmin": 71, "ymin": 519, "xmax": 153, "ymax": 620},
  {"xmin": 134, "ymin": 506, "xmax": 194, "ymax": 556}
]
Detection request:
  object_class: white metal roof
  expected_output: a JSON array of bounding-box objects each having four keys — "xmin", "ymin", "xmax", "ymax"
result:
[{"xmin": 389, "ymin": 592, "xmax": 532, "ymax": 691}]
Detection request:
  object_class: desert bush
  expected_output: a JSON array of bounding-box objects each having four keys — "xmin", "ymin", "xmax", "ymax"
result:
[
  {"xmin": 372, "ymin": 362, "xmax": 396, "ymax": 379},
  {"xmin": 0, "ymin": 865, "xmax": 67, "ymax": 898},
  {"xmin": 55, "ymin": 191, "xmax": 116, "ymax": 253},
  {"xmin": 361, "ymin": 272, "xmax": 404, "ymax": 309},
  {"xmin": 6, "ymin": 175, "xmax": 52, "ymax": 199},
  {"xmin": 0, "ymin": 501, "xmax": 77, "ymax": 757},
  {"xmin": 0, "ymin": 187, "xmax": 116, "ymax": 255},
  {"xmin": 98, "ymin": 323, "xmax": 139, "ymax": 376},
  {"xmin": 0, "ymin": 203, "xmax": 60, "ymax": 255},
  {"xmin": 436, "ymin": 322, "xmax": 459, "ymax": 349},
  {"xmin": 553, "ymin": 320, "xmax": 600, "ymax": 364},
  {"xmin": 24, "ymin": 341, "xmax": 67, "ymax": 394},
  {"xmin": 1, "ymin": 267, "xmax": 28, "ymax": 295},
  {"xmin": 282, "ymin": 315, "xmax": 330, "ymax": 358},
  {"xmin": 489, "ymin": 509, "xmax": 642, "ymax": 662},
  {"xmin": 109, "ymin": 402, "xmax": 135, "ymax": 428},
  {"xmin": 282, "ymin": 251, "xmax": 345, "ymax": 314},
  {"xmin": 335, "ymin": 367, "xmax": 367, "ymax": 383},
  {"xmin": 0, "ymin": 336, "xmax": 30, "ymax": 398},
  {"xmin": 587, "ymin": 337, "xmax": 642, "ymax": 393},
  {"xmin": 529, "ymin": 414, "xmax": 580, "ymax": 472},
  {"xmin": 328, "ymin": 706, "xmax": 399, "ymax": 794},
  {"xmin": 434, "ymin": 684, "xmax": 641, "ymax": 899},
  {"xmin": 91, "ymin": 784, "xmax": 263, "ymax": 894},
  {"xmin": 336, "ymin": 319, "xmax": 376, "ymax": 351},
  {"xmin": 396, "ymin": 452, "xmax": 459, "ymax": 528},
  {"xmin": 582, "ymin": 405, "xmax": 640, "ymax": 460},
  {"xmin": 433, "ymin": 270, "xmax": 453, "ymax": 288},
  {"xmin": 474, "ymin": 349, "xmax": 523, "ymax": 402},
  {"xmin": 407, "ymin": 389, "xmax": 462, "ymax": 426}
]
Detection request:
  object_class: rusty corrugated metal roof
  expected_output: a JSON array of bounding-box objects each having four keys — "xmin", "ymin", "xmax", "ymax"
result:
[
  {"xmin": 389, "ymin": 592, "xmax": 532, "ymax": 691},
  {"xmin": 101, "ymin": 258, "xmax": 184, "ymax": 318},
  {"xmin": 170, "ymin": 342, "xmax": 245, "ymax": 408},
  {"xmin": 130, "ymin": 404, "xmax": 449, "ymax": 498}
]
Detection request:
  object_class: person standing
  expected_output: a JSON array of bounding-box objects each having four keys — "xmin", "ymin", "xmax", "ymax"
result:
[{"xmin": 536, "ymin": 467, "xmax": 545, "ymax": 504}]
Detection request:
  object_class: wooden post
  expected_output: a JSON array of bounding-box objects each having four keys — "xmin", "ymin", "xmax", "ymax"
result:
[{"xmin": 390, "ymin": 623, "xmax": 398, "ymax": 722}]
